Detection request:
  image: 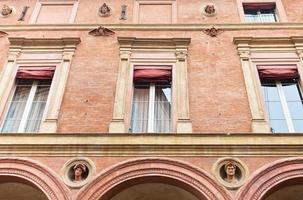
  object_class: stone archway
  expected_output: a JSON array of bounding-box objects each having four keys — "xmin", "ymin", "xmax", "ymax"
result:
[
  {"xmin": 77, "ymin": 158, "xmax": 231, "ymax": 200},
  {"xmin": 0, "ymin": 157, "xmax": 71, "ymax": 200},
  {"xmin": 236, "ymin": 157, "xmax": 303, "ymax": 200}
]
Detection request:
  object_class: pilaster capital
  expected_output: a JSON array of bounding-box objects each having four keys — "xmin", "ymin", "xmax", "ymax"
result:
[
  {"xmin": 120, "ymin": 50, "xmax": 131, "ymax": 60},
  {"xmin": 62, "ymin": 52, "xmax": 74, "ymax": 61},
  {"xmin": 175, "ymin": 50, "xmax": 188, "ymax": 61},
  {"xmin": 7, "ymin": 51, "xmax": 20, "ymax": 62},
  {"xmin": 238, "ymin": 50, "xmax": 250, "ymax": 60},
  {"xmin": 296, "ymin": 50, "xmax": 303, "ymax": 59}
]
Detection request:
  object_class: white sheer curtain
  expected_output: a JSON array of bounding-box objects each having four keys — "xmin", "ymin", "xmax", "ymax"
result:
[
  {"xmin": 1, "ymin": 80, "xmax": 51, "ymax": 133},
  {"xmin": 154, "ymin": 85, "xmax": 171, "ymax": 133},
  {"xmin": 25, "ymin": 80, "xmax": 51, "ymax": 132},
  {"xmin": 1, "ymin": 80, "xmax": 32, "ymax": 133},
  {"xmin": 131, "ymin": 85, "xmax": 149, "ymax": 133}
]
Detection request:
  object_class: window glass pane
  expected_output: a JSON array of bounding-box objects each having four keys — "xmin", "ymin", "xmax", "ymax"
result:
[
  {"xmin": 293, "ymin": 120, "xmax": 303, "ymax": 132},
  {"xmin": 154, "ymin": 85, "xmax": 171, "ymax": 133},
  {"xmin": 25, "ymin": 80, "xmax": 51, "ymax": 132},
  {"xmin": 270, "ymin": 119, "xmax": 289, "ymax": 133},
  {"xmin": 282, "ymin": 80, "xmax": 303, "ymax": 132},
  {"xmin": 262, "ymin": 82, "xmax": 287, "ymax": 132},
  {"xmin": 131, "ymin": 85, "xmax": 149, "ymax": 133},
  {"xmin": 1, "ymin": 81, "xmax": 32, "ymax": 133}
]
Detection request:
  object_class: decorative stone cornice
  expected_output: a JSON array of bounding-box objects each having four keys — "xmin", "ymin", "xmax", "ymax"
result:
[
  {"xmin": 2, "ymin": 23, "xmax": 303, "ymax": 31},
  {"xmin": 117, "ymin": 37, "xmax": 191, "ymax": 49},
  {"xmin": 8, "ymin": 37, "xmax": 81, "ymax": 49},
  {"xmin": 1, "ymin": 134, "xmax": 303, "ymax": 156}
]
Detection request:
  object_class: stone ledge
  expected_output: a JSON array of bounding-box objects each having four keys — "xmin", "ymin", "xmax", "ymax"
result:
[
  {"xmin": 1, "ymin": 23, "xmax": 303, "ymax": 31},
  {"xmin": 0, "ymin": 133, "xmax": 302, "ymax": 156}
]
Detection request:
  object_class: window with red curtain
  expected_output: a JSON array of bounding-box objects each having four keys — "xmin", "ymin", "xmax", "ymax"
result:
[
  {"xmin": 257, "ymin": 65, "xmax": 303, "ymax": 133},
  {"xmin": 243, "ymin": 2, "xmax": 277, "ymax": 22},
  {"xmin": 131, "ymin": 66, "xmax": 172, "ymax": 133},
  {"xmin": 1, "ymin": 66, "xmax": 55, "ymax": 133}
]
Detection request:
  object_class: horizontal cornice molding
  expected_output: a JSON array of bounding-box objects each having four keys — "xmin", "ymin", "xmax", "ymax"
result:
[
  {"xmin": 8, "ymin": 37, "xmax": 81, "ymax": 47},
  {"xmin": 2, "ymin": 23, "xmax": 303, "ymax": 31},
  {"xmin": 0, "ymin": 133, "xmax": 303, "ymax": 156}
]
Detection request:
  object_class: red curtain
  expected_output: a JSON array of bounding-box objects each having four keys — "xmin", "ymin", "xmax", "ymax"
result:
[
  {"xmin": 257, "ymin": 65, "xmax": 299, "ymax": 80},
  {"xmin": 243, "ymin": 3, "xmax": 276, "ymax": 10},
  {"xmin": 16, "ymin": 66, "xmax": 56, "ymax": 80},
  {"xmin": 133, "ymin": 66, "xmax": 172, "ymax": 83}
]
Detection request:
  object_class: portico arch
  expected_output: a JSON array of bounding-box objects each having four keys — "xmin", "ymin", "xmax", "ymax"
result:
[
  {"xmin": 77, "ymin": 158, "xmax": 231, "ymax": 200},
  {"xmin": 237, "ymin": 157, "xmax": 303, "ymax": 200},
  {"xmin": 0, "ymin": 157, "xmax": 71, "ymax": 200}
]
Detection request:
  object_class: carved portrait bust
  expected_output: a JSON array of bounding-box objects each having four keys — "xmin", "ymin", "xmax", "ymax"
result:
[
  {"xmin": 213, "ymin": 158, "xmax": 248, "ymax": 189},
  {"xmin": 61, "ymin": 158, "xmax": 95, "ymax": 188},
  {"xmin": 224, "ymin": 161, "xmax": 238, "ymax": 183},
  {"xmin": 73, "ymin": 163, "xmax": 87, "ymax": 182}
]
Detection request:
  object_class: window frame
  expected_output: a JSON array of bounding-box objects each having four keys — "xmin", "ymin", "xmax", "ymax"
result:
[
  {"xmin": 29, "ymin": 0, "xmax": 79, "ymax": 24},
  {"xmin": 130, "ymin": 71, "xmax": 173, "ymax": 133},
  {"xmin": 236, "ymin": 0, "xmax": 287, "ymax": 23},
  {"xmin": 0, "ymin": 79, "xmax": 52, "ymax": 133},
  {"xmin": 0, "ymin": 37, "xmax": 80, "ymax": 133},
  {"xmin": 234, "ymin": 37, "xmax": 303, "ymax": 133},
  {"xmin": 109, "ymin": 37, "xmax": 192, "ymax": 133}
]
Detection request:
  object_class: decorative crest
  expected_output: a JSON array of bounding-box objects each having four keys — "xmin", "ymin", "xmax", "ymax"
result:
[
  {"xmin": 98, "ymin": 3, "xmax": 111, "ymax": 17},
  {"xmin": 202, "ymin": 3, "xmax": 217, "ymax": 16},
  {"xmin": 202, "ymin": 27, "xmax": 224, "ymax": 37},
  {"xmin": 89, "ymin": 26, "xmax": 115, "ymax": 37}
]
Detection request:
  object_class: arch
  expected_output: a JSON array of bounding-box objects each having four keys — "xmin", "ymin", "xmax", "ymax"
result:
[
  {"xmin": 0, "ymin": 157, "xmax": 71, "ymax": 200},
  {"xmin": 77, "ymin": 158, "xmax": 231, "ymax": 200},
  {"xmin": 236, "ymin": 157, "xmax": 303, "ymax": 200}
]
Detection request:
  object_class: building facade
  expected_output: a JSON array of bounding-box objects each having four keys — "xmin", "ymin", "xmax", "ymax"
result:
[{"xmin": 0, "ymin": 0, "xmax": 302, "ymax": 199}]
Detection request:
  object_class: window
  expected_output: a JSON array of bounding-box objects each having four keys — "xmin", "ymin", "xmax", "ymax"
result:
[
  {"xmin": 1, "ymin": 67, "xmax": 55, "ymax": 133},
  {"xmin": 243, "ymin": 3, "xmax": 277, "ymax": 22},
  {"xmin": 131, "ymin": 66, "xmax": 172, "ymax": 133},
  {"xmin": 258, "ymin": 65, "xmax": 303, "ymax": 133},
  {"xmin": 109, "ymin": 37, "xmax": 192, "ymax": 133},
  {"xmin": 236, "ymin": 0, "xmax": 287, "ymax": 23}
]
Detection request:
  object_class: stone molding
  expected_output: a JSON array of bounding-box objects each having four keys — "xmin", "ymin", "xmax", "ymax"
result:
[
  {"xmin": 0, "ymin": 134, "xmax": 303, "ymax": 156},
  {"xmin": 0, "ymin": 157, "xmax": 70, "ymax": 200},
  {"xmin": 2, "ymin": 23, "xmax": 303, "ymax": 31},
  {"xmin": 76, "ymin": 157, "xmax": 231, "ymax": 200},
  {"xmin": 236, "ymin": 157, "xmax": 303, "ymax": 200}
]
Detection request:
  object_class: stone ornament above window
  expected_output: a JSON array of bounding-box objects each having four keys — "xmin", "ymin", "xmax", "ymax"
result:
[
  {"xmin": 98, "ymin": 3, "xmax": 111, "ymax": 17},
  {"xmin": 202, "ymin": 27, "xmax": 224, "ymax": 37},
  {"xmin": 0, "ymin": 4, "xmax": 15, "ymax": 18},
  {"xmin": 61, "ymin": 158, "xmax": 95, "ymax": 188},
  {"xmin": 202, "ymin": 3, "xmax": 217, "ymax": 17},
  {"xmin": 213, "ymin": 157, "xmax": 248, "ymax": 189},
  {"xmin": 89, "ymin": 26, "xmax": 115, "ymax": 36}
]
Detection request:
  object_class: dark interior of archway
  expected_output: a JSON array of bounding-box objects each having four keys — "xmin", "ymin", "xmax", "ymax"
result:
[
  {"xmin": 262, "ymin": 178, "xmax": 303, "ymax": 200},
  {"xmin": 99, "ymin": 176, "xmax": 206, "ymax": 200},
  {"xmin": 0, "ymin": 176, "xmax": 48, "ymax": 200}
]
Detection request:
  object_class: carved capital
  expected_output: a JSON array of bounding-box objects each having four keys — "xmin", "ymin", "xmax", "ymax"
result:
[
  {"xmin": 296, "ymin": 50, "xmax": 303, "ymax": 59},
  {"xmin": 120, "ymin": 51, "xmax": 131, "ymax": 60},
  {"xmin": 62, "ymin": 52, "xmax": 74, "ymax": 61},
  {"xmin": 7, "ymin": 51, "xmax": 19, "ymax": 62},
  {"xmin": 175, "ymin": 51, "xmax": 187, "ymax": 61},
  {"xmin": 238, "ymin": 50, "xmax": 250, "ymax": 60}
]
